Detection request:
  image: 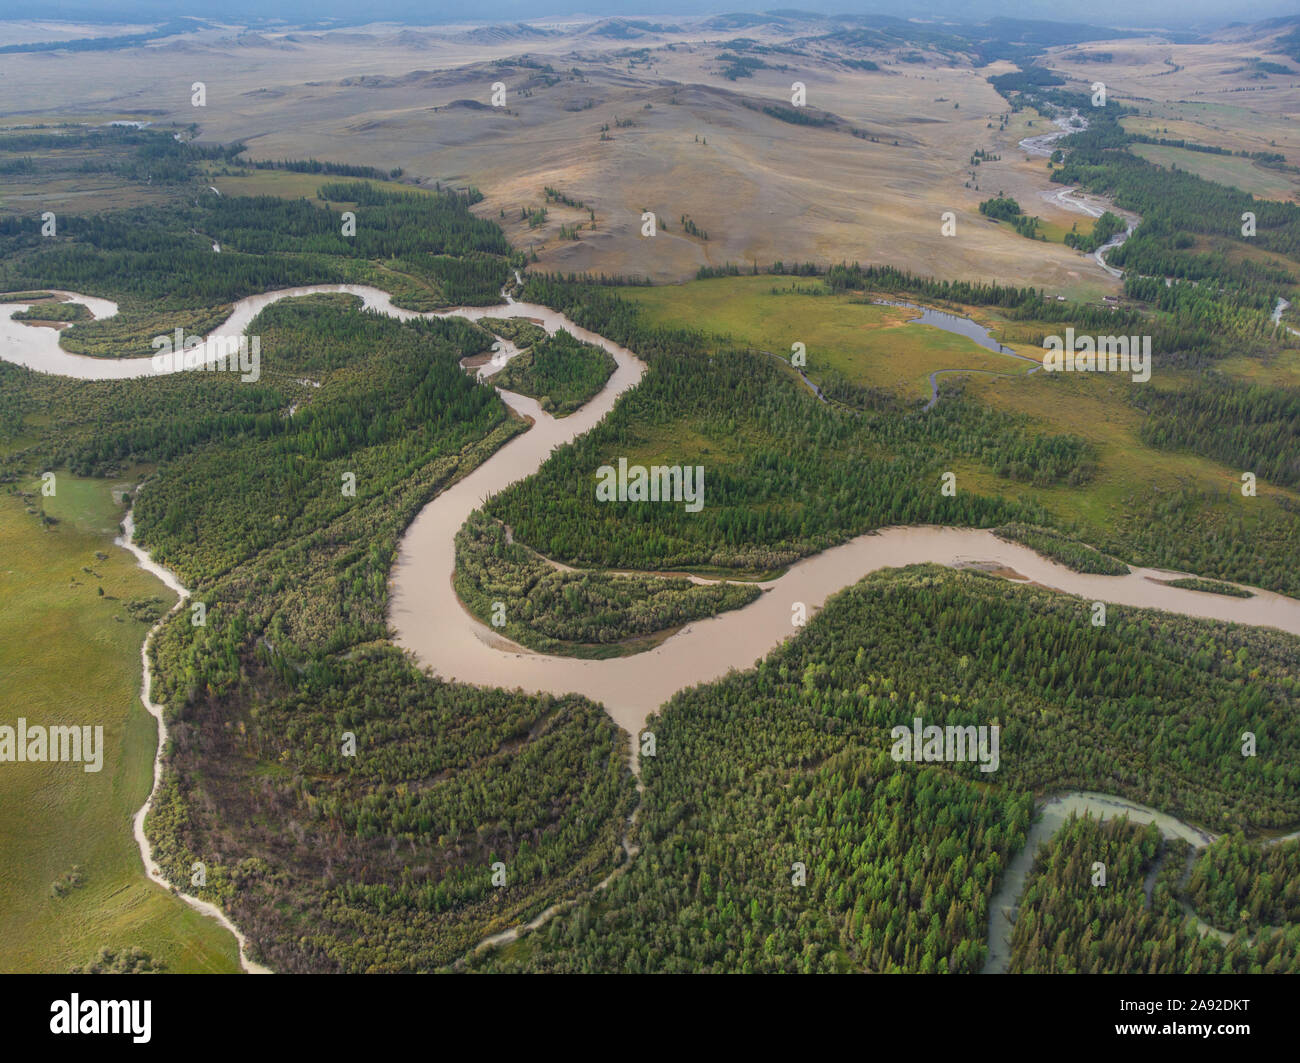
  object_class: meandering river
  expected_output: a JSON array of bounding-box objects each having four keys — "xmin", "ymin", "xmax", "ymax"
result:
[
  {"xmin": 1018, "ymin": 109, "xmax": 1138, "ymax": 277},
  {"xmin": 5, "ymin": 284, "xmax": 1298, "ymax": 972}
]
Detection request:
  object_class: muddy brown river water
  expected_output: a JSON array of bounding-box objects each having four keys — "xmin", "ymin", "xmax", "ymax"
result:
[{"xmin": 7, "ymin": 284, "xmax": 1299, "ymax": 972}]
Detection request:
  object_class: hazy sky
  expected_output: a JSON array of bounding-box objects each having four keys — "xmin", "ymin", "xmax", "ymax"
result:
[{"xmin": 0, "ymin": 1, "xmax": 1290, "ymax": 32}]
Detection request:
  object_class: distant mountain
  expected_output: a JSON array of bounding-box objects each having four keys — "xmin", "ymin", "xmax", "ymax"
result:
[
  {"xmin": 804, "ymin": 14, "xmax": 1163, "ymax": 68},
  {"xmin": 2, "ymin": 3, "xmax": 1299, "ymax": 32},
  {"xmin": 452, "ymin": 23, "xmax": 556, "ymax": 45},
  {"xmin": 701, "ymin": 13, "xmax": 786, "ymax": 29},
  {"xmin": 1210, "ymin": 13, "xmax": 1300, "ymax": 59},
  {"xmin": 0, "ymin": 17, "xmax": 197, "ymax": 55},
  {"xmin": 578, "ymin": 18, "xmax": 684, "ymax": 39}
]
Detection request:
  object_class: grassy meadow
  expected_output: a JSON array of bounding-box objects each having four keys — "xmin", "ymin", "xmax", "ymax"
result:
[
  {"xmin": 622, "ymin": 274, "xmax": 1300, "ymax": 554},
  {"xmin": 1130, "ymin": 143, "xmax": 1299, "ymax": 203},
  {"xmin": 623, "ymin": 275, "xmax": 1040, "ymax": 401},
  {"xmin": 0, "ymin": 472, "xmax": 240, "ymax": 973}
]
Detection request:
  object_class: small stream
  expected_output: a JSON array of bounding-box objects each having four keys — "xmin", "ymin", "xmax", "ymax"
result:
[
  {"xmin": 115, "ymin": 508, "xmax": 271, "ymax": 975},
  {"xmin": 870, "ymin": 300, "xmax": 1043, "ymax": 410},
  {"xmin": 1018, "ymin": 110, "xmax": 1138, "ymax": 278},
  {"xmin": 983, "ymin": 790, "xmax": 1300, "ymax": 973},
  {"xmin": 1272, "ymin": 296, "xmax": 1300, "ymax": 338}
]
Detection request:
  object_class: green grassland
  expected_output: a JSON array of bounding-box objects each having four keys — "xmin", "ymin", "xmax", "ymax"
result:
[
  {"xmin": 0, "ymin": 134, "xmax": 427, "ymax": 219},
  {"xmin": 1118, "ymin": 102, "xmax": 1297, "ymax": 160},
  {"xmin": 1131, "ymin": 143, "xmax": 1299, "ymax": 202},
  {"xmin": 200, "ymin": 164, "xmax": 428, "ymax": 205},
  {"xmin": 1218, "ymin": 345, "xmax": 1300, "ymax": 389},
  {"xmin": 1036, "ymin": 216, "xmax": 1091, "ymax": 245},
  {"xmin": 962, "ymin": 364, "xmax": 1300, "ymax": 551},
  {"xmin": 0, "ymin": 472, "xmax": 240, "ymax": 973},
  {"xmin": 618, "ymin": 274, "xmax": 1300, "ymax": 590},
  {"xmin": 0, "ymin": 132, "xmax": 191, "ymax": 216},
  {"xmin": 984, "ymin": 213, "xmax": 1102, "ymax": 248},
  {"xmin": 623, "ymin": 276, "xmax": 1039, "ymax": 402},
  {"xmin": 0, "ymin": 173, "xmax": 177, "ymax": 217}
]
